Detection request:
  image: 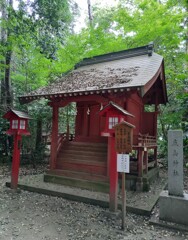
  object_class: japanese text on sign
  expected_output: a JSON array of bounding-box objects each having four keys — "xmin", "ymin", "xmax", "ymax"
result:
[
  {"xmin": 171, "ymin": 139, "xmax": 179, "ymax": 176},
  {"xmin": 114, "ymin": 123, "xmax": 133, "ymax": 153},
  {"xmin": 168, "ymin": 130, "xmax": 183, "ymax": 197},
  {"xmin": 117, "ymin": 154, "xmax": 130, "ymax": 173}
]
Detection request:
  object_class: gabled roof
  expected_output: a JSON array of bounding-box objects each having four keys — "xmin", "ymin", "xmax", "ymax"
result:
[
  {"xmin": 99, "ymin": 101, "xmax": 134, "ymax": 117},
  {"xmin": 3, "ymin": 109, "xmax": 31, "ymax": 120},
  {"xmin": 19, "ymin": 43, "xmax": 167, "ymax": 104},
  {"xmin": 113, "ymin": 120, "xmax": 135, "ymax": 129}
]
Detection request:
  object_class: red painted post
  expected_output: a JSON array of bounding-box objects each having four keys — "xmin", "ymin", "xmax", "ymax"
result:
[
  {"xmin": 11, "ymin": 133, "xmax": 22, "ymax": 189},
  {"xmin": 50, "ymin": 105, "xmax": 59, "ymax": 170},
  {"xmin": 83, "ymin": 105, "xmax": 89, "ymax": 137},
  {"xmin": 108, "ymin": 136, "xmax": 118, "ymax": 212}
]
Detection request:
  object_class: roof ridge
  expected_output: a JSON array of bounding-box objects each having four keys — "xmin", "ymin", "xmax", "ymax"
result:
[
  {"xmin": 100, "ymin": 101, "xmax": 135, "ymax": 118},
  {"xmin": 75, "ymin": 42, "xmax": 154, "ymax": 68}
]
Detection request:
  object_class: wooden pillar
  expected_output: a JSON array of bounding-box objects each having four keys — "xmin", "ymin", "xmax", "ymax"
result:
[
  {"xmin": 66, "ymin": 105, "xmax": 70, "ymax": 141},
  {"xmin": 11, "ymin": 133, "xmax": 22, "ymax": 189},
  {"xmin": 107, "ymin": 137, "xmax": 110, "ymax": 177},
  {"xmin": 66, "ymin": 124, "xmax": 70, "ymax": 141},
  {"xmin": 138, "ymin": 148, "xmax": 144, "ymax": 177},
  {"xmin": 136, "ymin": 147, "xmax": 144, "ymax": 191},
  {"xmin": 143, "ymin": 149, "xmax": 148, "ymax": 174},
  {"xmin": 154, "ymin": 101, "xmax": 159, "ymax": 140},
  {"xmin": 154, "ymin": 147, "xmax": 157, "ymax": 167},
  {"xmin": 83, "ymin": 105, "xmax": 89, "ymax": 137},
  {"xmin": 87, "ymin": 107, "xmax": 90, "ymax": 137},
  {"xmin": 75, "ymin": 105, "xmax": 82, "ymax": 137},
  {"xmin": 50, "ymin": 105, "xmax": 59, "ymax": 170},
  {"xmin": 108, "ymin": 136, "xmax": 118, "ymax": 212}
]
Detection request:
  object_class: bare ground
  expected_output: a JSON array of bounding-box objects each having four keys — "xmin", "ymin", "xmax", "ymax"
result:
[{"xmin": 0, "ymin": 163, "xmax": 188, "ymax": 240}]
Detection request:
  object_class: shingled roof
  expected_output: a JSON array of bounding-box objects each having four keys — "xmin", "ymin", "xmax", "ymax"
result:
[
  {"xmin": 3, "ymin": 109, "xmax": 31, "ymax": 120},
  {"xmin": 19, "ymin": 43, "xmax": 167, "ymax": 104}
]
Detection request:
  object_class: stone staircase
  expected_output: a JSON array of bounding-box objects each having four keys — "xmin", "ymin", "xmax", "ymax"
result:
[{"xmin": 44, "ymin": 142, "xmax": 109, "ymax": 193}]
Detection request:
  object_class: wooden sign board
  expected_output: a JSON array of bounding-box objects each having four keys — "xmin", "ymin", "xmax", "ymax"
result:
[{"xmin": 114, "ymin": 121, "xmax": 135, "ymax": 153}]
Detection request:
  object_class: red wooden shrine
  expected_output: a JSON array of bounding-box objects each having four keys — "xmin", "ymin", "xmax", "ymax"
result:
[
  {"xmin": 3, "ymin": 109, "xmax": 31, "ymax": 189},
  {"xmin": 19, "ymin": 43, "xmax": 168, "ymax": 211}
]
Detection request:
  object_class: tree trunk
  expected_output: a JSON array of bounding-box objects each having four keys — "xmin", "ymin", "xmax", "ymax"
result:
[
  {"xmin": 36, "ymin": 118, "xmax": 43, "ymax": 150},
  {"xmin": 4, "ymin": 0, "xmax": 13, "ymax": 109},
  {"xmin": 4, "ymin": 44, "xmax": 12, "ymax": 108},
  {"xmin": 0, "ymin": 0, "xmax": 6, "ymax": 107},
  {"xmin": 87, "ymin": 0, "xmax": 93, "ymax": 26}
]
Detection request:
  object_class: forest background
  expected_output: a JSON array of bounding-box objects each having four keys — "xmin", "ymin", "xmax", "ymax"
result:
[{"xmin": 0, "ymin": 0, "xmax": 187, "ymax": 164}]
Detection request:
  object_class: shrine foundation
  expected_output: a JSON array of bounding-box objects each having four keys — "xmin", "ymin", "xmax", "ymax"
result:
[
  {"xmin": 124, "ymin": 167, "xmax": 159, "ymax": 191},
  {"xmin": 159, "ymin": 191, "xmax": 188, "ymax": 226}
]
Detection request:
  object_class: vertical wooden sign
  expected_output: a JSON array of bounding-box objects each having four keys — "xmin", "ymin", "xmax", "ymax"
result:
[{"xmin": 114, "ymin": 121, "xmax": 135, "ymax": 230}]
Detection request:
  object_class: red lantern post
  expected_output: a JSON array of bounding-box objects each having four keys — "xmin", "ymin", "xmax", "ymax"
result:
[
  {"xmin": 99, "ymin": 101, "xmax": 134, "ymax": 212},
  {"xmin": 3, "ymin": 109, "xmax": 31, "ymax": 189}
]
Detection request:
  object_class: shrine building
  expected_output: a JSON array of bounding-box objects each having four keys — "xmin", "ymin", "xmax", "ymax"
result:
[{"xmin": 19, "ymin": 43, "xmax": 167, "ymax": 199}]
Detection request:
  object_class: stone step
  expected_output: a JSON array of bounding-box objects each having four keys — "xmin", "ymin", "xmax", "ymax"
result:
[{"xmin": 44, "ymin": 173, "xmax": 109, "ymax": 193}]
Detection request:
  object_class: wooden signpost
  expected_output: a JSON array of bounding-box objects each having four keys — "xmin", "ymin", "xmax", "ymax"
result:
[{"xmin": 114, "ymin": 121, "xmax": 135, "ymax": 230}]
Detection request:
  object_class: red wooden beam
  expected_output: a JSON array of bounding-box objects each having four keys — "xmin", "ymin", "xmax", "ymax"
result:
[
  {"xmin": 48, "ymin": 95, "xmax": 108, "ymax": 107},
  {"xmin": 50, "ymin": 106, "xmax": 59, "ymax": 169},
  {"xmin": 108, "ymin": 136, "xmax": 118, "ymax": 212}
]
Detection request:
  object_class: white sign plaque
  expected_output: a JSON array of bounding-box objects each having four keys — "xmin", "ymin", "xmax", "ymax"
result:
[{"xmin": 117, "ymin": 154, "xmax": 130, "ymax": 173}]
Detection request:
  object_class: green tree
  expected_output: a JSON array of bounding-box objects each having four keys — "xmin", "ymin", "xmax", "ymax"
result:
[
  {"xmin": 89, "ymin": 0, "xmax": 187, "ymax": 156},
  {"xmin": 0, "ymin": 0, "xmax": 77, "ymax": 159}
]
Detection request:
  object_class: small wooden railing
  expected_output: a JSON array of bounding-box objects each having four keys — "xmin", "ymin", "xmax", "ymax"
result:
[
  {"xmin": 56, "ymin": 132, "xmax": 75, "ymax": 155},
  {"xmin": 137, "ymin": 133, "xmax": 157, "ymax": 147},
  {"xmin": 57, "ymin": 133, "xmax": 66, "ymax": 154}
]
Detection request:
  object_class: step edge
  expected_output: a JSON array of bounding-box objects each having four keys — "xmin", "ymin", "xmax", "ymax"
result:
[{"xmin": 44, "ymin": 173, "xmax": 110, "ymax": 185}]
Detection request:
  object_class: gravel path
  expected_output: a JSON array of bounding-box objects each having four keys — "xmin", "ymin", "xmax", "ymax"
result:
[{"xmin": 0, "ymin": 164, "xmax": 187, "ymax": 240}]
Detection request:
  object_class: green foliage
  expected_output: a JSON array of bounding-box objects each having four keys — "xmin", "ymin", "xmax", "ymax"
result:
[
  {"xmin": 0, "ymin": 110, "xmax": 12, "ymax": 162},
  {"xmin": 91, "ymin": 0, "xmax": 186, "ymax": 158},
  {"xmin": 30, "ymin": 0, "xmax": 73, "ymax": 59},
  {"xmin": 87, "ymin": 0, "xmax": 187, "ymax": 157}
]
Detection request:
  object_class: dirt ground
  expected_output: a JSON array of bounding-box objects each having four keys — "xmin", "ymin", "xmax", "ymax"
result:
[{"xmin": 0, "ymin": 164, "xmax": 188, "ymax": 240}]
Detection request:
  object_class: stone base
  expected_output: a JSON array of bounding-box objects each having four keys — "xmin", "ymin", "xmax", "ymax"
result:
[
  {"xmin": 44, "ymin": 173, "xmax": 109, "ymax": 193},
  {"xmin": 123, "ymin": 167, "xmax": 159, "ymax": 192},
  {"xmin": 136, "ymin": 178, "xmax": 143, "ymax": 191},
  {"xmin": 159, "ymin": 190, "xmax": 188, "ymax": 226}
]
